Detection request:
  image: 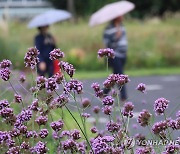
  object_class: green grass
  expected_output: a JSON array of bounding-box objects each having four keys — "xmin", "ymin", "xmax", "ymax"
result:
[
  {"xmin": 0, "ymin": 16, "xmax": 180, "ymax": 70},
  {"xmin": 75, "ymin": 67, "xmax": 180, "ymax": 79}
]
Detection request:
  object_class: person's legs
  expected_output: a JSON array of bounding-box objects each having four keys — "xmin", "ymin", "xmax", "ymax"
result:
[
  {"xmin": 113, "ymin": 57, "xmax": 127, "ymax": 101},
  {"xmin": 103, "ymin": 58, "xmax": 113, "ymax": 95},
  {"xmin": 47, "ymin": 60, "xmax": 54, "ymax": 77}
]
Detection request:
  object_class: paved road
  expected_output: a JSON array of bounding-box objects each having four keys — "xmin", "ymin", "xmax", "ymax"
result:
[{"xmin": 68, "ymin": 75, "xmax": 180, "ymax": 138}]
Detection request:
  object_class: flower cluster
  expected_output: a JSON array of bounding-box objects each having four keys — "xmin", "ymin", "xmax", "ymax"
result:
[
  {"xmin": 49, "ymin": 48, "xmax": 64, "ymax": 60},
  {"xmin": 136, "ymin": 83, "xmax": 146, "ymax": 93},
  {"xmin": 106, "ymin": 121, "xmax": 121, "ymax": 132},
  {"xmin": 0, "ymin": 47, "xmax": 179, "ymax": 154},
  {"xmin": 14, "ymin": 94, "xmax": 22, "ymax": 103},
  {"xmin": 102, "ymin": 96, "xmax": 114, "ymax": 106},
  {"xmin": 36, "ymin": 76, "xmax": 47, "ymax": 90},
  {"xmin": 0, "ymin": 59, "xmax": 12, "ymax": 81},
  {"xmin": 45, "ymin": 77, "xmax": 59, "ymax": 93},
  {"xmin": 24, "ymin": 47, "xmax": 39, "ymax": 69},
  {"xmin": 91, "ymin": 82, "xmax": 103, "ymax": 98},
  {"xmin": 60, "ymin": 61, "xmax": 75, "ymax": 78},
  {"xmin": 122, "ymin": 102, "xmax": 134, "ymax": 118},
  {"xmin": 137, "ymin": 109, "xmax": 152, "ymax": 127},
  {"xmin": 51, "ymin": 119, "xmax": 64, "ymax": 132},
  {"xmin": 154, "ymin": 97, "xmax": 169, "ymax": 115},
  {"xmin": 98, "ymin": 48, "xmax": 115, "ymax": 58},
  {"xmin": 64, "ymin": 79, "xmax": 83, "ymax": 94},
  {"xmin": 103, "ymin": 74, "xmax": 129, "ymax": 89},
  {"xmin": 19, "ymin": 74, "xmax": 26, "ymax": 83},
  {"xmin": 152, "ymin": 120, "xmax": 168, "ymax": 135}
]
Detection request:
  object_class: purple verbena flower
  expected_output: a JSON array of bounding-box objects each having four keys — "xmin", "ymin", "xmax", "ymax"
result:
[
  {"xmin": 135, "ymin": 146, "xmax": 155, "ymax": 154},
  {"xmin": 91, "ymin": 136, "xmax": 111, "ymax": 154},
  {"xmin": 52, "ymin": 72, "xmax": 63, "ymax": 84},
  {"xmin": 81, "ymin": 98, "xmax": 91, "ymax": 108},
  {"xmin": 6, "ymin": 138, "xmax": 15, "ymax": 148},
  {"xmin": 64, "ymin": 79, "xmax": 83, "ymax": 94},
  {"xmin": 0, "ymin": 68, "xmax": 11, "ymax": 81},
  {"xmin": 19, "ymin": 125, "xmax": 28, "ymax": 134},
  {"xmin": 115, "ymin": 74, "xmax": 130, "ymax": 86},
  {"xmin": 9, "ymin": 129, "xmax": 20, "ymax": 138},
  {"xmin": 122, "ymin": 102, "xmax": 134, "ymax": 118},
  {"xmin": 36, "ymin": 76, "xmax": 47, "ymax": 90},
  {"xmin": 26, "ymin": 131, "xmax": 38, "ymax": 138},
  {"xmin": 39, "ymin": 129, "xmax": 49, "ymax": 138},
  {"xmin": 61, "ymin": 130, "xmax": 71, "ymax": 137},
  {"xmin": 0, "ymin": 59, "xmax": 12, "ymax": 68},
  {"xmin": 81, "ymin": 113, "xmax": 90, "ymax": 118},
  {"xmin": 167, "ymin": 118, "xmax": 177, "ymax": 130},
  {"xmin": 176, "ymin": 110, "xmax": 180, "ymax": 118},
  {"xmin": 45, "ymin": 77, "xmax": 58, "ymax": 93},
  {"xmin": 33, "ymin": 141, "xmax": 48, "ymax": 154},
  {"xmin": 136, "ymin": 83, "xmax": 146, "ymax": 93},
  {"xmin": 17, "ymin": 109, "xmax": 32, "ymax": 122},
  {"xmin": 152, "ymin": 120, "xmax": 168, "ymax": 135},
  {"xmin": 90, "ymin": 126, "xmax": 98, "ymax": 134},
  {"xmin": 102, "ymin": 136, "xmax": 115, "ymax": 142},
  {"xmin": 102, "ymin": 96, "xmax": 114, "ymax": 106},
  {"xmin": 14, "ymin": 94, "xmax": 22, "ymax": 103},
  {"xmin": 60, "ymin": 61, "xmax": 75, "ymax": 78},
  {"xmin": 137, "ymin": 109, "xmax": 152, "ymax": 127},
  {"xmin": 91, "ymin": 82, "xmax": 101, "ymax": 92},
  {"xmin": 98, "ymin": 48, "xmax": 115, "ymax": 58},
  {"xmin": 20, "ymin": 141, "xmax": 30, "ymax": 150},
  {"xmin": 0, "ymin": 99, "xmax": 10, "ymax": 110},
  {"xmin": 24, "ymin": 47, "xmax": 39, "ymax": 69},
  {"xmin": 19, "ymin": 74, "xmax": 26, "ymax": 83},
  {"xmin": 102, "ymin": 105, "xmax": 112, "ymax": 115},
  {"xmin": 49, "ymin": 48, "xmax": 64, "ymax": 60},
  {"xmin": 35, "ymin": 116, "xmax": 48, "ymax": 125},
  {"xmin": 154, "ymin": 97, "xmax": 169, "ymax": 115},
  {"xmin": 51, "ymin": 94, "xmax": 69, "ymax": 108},
  {"xmin": 0, "ymin": 107, "xmax": 14, "ymax": 119},
  {"xmin": 106, "ymin": 121, "xmax": 120, "ymax": 132},
  {"xmin": 62, "ymin": 139, "xmax": 77, "ymax": 151},
  {"xmin": 93, "ymin": 106, "xmax": 100, "ymax": 114},
  {"xmin": 71, "ymin": 129, "xmax": 81, "ymax": 140},
  {"xmin": 6, "ymin": 146, "xmax": 20, "ymax": 154},
  {"xmin": 51, "ymin": 119, "xmax": 64, "ymax": 132},
  {"xmin": 103, "ymin": 74, "xmax": 116, "ymax": 89},
  {"xmin": 163, "ymin": 144, "xmax": 179, "ymax": 154},
  {"xmin": 29, "ymin": 99, "xmax": 39, "ymax": 111}
]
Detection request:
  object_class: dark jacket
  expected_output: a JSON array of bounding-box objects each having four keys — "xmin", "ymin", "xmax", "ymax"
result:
[{"xmin": 35, "ymin": 33, "xmax": 56, "ymax": 63}]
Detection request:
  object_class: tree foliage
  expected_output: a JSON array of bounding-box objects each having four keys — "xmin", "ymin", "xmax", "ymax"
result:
[{"xmin": 49, "ymin": 0, "xmax": 180, "ymax": 18}]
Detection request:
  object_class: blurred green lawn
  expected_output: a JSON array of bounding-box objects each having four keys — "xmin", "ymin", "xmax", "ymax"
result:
[{"xmin": 0, "ymin": 15, "xmax": 180, "ymax": 71}]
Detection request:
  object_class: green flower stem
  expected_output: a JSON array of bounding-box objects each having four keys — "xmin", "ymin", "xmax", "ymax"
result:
[
  {"xmin": 148, "ymin": 125, "xmax": 161, "ymax": 153},
  {"xmin": 116, "ymin": 87, "xmax": 126, "ymax": 130},
  {"xmin": 8, "ymin": 80, "xmax": 25, "ymax": 108},
  {"xmin": 106, "ymin": 57, "xmax": 108, "ymax": 72},
  {"xmin": 163, "ymin": 112, "xmax": 172, "ymax": 140},
  {"xmin": 64, "ymin": 105, "xmax": 94, "ymax": 153},
  {"xmin": 73, "ymin": 93, "xmax": 88, "ymax": 140}
]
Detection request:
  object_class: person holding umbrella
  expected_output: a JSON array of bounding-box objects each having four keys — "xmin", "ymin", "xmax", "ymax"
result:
[
  {"xmin": 35, "ymin": 25, "xmax": 56, "ymax": 77},
  {"xmin": 89, "ymin": 1, "xmax": 135, "ymax": 101},
  {"xmin": 103, "ymin": 15, "xmax": 128, "ymax": 101},
  {"xmin": 28, "ymin": 9, "xmax": 72, "ymax": 77}
]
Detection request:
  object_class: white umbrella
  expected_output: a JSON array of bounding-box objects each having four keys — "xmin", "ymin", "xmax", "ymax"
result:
[
  {"xmin": 89, "ymin": 1, "xmax": 135, "ymax": 27},
  {"xmin": 28, "ymin": 9, "xmax": 72, "ymax": 28}
]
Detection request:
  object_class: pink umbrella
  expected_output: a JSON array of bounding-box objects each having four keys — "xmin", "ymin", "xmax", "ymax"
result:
[{"xmin": 89, "ymin": 1, "xmax": 135, "ymax": 27}]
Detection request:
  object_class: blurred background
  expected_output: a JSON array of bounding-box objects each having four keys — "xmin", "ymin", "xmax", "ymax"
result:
[{"xmin": 0, "ymin": 0, "xmax": 180, "ymax": 74}]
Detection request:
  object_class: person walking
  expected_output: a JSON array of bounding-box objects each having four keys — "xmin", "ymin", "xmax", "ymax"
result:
[
  {"xmin": 35, "ymin": 25, "xmax": 56, "ymax": 77},
  {"xmin": 103, "ymin": 16, "xmax": 128, "ymax": 101}
]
